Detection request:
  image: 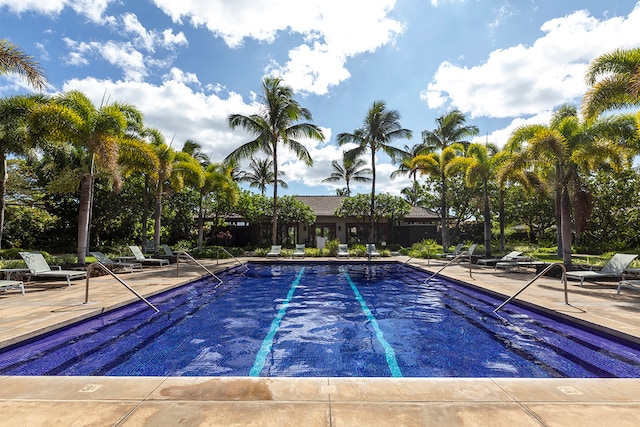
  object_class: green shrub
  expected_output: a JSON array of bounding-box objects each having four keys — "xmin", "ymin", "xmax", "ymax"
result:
[{"xmin": 324, "ymin": 239, "xmax": 340, "ymax": 257}]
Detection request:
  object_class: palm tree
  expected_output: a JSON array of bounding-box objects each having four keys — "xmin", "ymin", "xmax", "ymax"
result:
[
  {"xmin": 239, "ymin": 157, "xmax": 287, "ymax": 195},
  {"xmin": 447, "ymin": 143, "xmax": 502, "ymax": 256},
  {"xmin": 197, "ymin": 163, "xmax": 238, "ymax": 251},
  {"xmin": 0, "ymin": 94, "xmax": 48, "ymax": 248},
  {"xmin": 145, "ymin": 128, "xmax": 204, "ymax": 253},
  {"xmin": 321, "ymin": 153, "xmax": 372, "ymax": 196},
  {"xmin": 337, "ymin": 101, "xmax": 412, "ymax": 243},
  {"xmin": 412, "ymin": 109, "xmax": 478, "ymax": 250},
  {"xmin": 391, "ymin": 143, "xmax": 429, "ymax": 182},
  {"xmin": 28, "ymin": 90, "xmax": 147, "ymax": 264},
  {"xmin": 582, "ymin": 47, "xmax": 640, "ymax": 120},
  {"xmin": 0, "ymin": 39, "xmax": 47, "ymax": 90},
  {"xmin": 226, "ymin": 77, "xmax": 324, "ymax": 245},
  {"xmin": 505, "ymin": 104, "xmax": 636, "ymax": 267}
]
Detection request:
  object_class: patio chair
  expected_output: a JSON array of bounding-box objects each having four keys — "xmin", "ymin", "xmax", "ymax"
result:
[
  {"xmin": 19, "ymin": 251, "xmax": 86, "ymax": 286},
  {"xmin": 566, "ymin": 253, "xmax": 638, "ymax": 287},
  {"xmin": 477, "ymin": 251, "xmax": 523, "ymax": 267},
  {"xmin": 266, "ymin": 245, "xmax": 282, "ymax": 258},
  {"xmin": 366, "ymin": 244, "xmax": 381, "ymax": 258},
  {"xmin": 337, "ymin": 244, "xmax": 350, "ymax": 258},
  {"xmin": 160, "ymin": 244, "xmax": 189, "ymax": 263},
  {"xmin": 436, "ymin": 243, "xmax": 463, "ymax": 259},
  {"xmin": 90, "ymin": 251, "xmax": 142, "ymax": 273},
  {"xmin": 292, "ymin": 244, "xmax": 305, "ymax": 258},
  {"xmin": 0, "ymin": 279, "xmax": 24, "ymax": 295},
  {"xmin": 447, "ymin": 243, "xmax": 477, "ymax": 261},
  {"xmin": 126, "ymin": 246, "xmax": 170, "ymax": 267}
]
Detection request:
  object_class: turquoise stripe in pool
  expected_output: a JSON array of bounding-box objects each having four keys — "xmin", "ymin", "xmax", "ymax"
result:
[
  {"xmin": 249, "ymin": 266, "xmax": 305, "ymax": 376},
  {"xmin": 342, "ymin": 269, "xmax": 403, "ymax": 377}
]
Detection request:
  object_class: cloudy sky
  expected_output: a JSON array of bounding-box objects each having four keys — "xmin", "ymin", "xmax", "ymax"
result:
[{"xmin": 2, "ymin": 0, "xmax": 640, "ymax": 196}]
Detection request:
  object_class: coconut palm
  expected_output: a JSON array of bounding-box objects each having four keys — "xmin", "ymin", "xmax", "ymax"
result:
[
  {"xmin": 321, "ymin": 153, "xmax": 372, "ymax": 196},
  {"xmin": 0, "ymin": 94, "xmax": 49, "ymax": 248},
  {"xmin": 226, "ymin": 77, "xmax": 324, "ymax": 245},
  {"xmin": 505, "ymin": 104, "xmax": 636, "ymax": 267},
  {"xmin": 446, "ymin": 143, "xmax": 503, "ymax": 257},
  {"xmin": 239, "ymin": 157, "xmax": 287, "ymax": 195},
  {"xmin": 197, "ymin": 162, "xmax": 238, "ymax": 251},
  {"xmin": 337, "ymin": 101, "xmax": 411, "ymax": 243},
  {"xmin": 0, "ymin": 39, "xmax": 47, "ymax": 90},
  {"xmin": 412, "ymin": 109, "xmax": 478, "ymax": 250},
  {"xmin": 28, "ymin": 90, "xmax": 147, "ymax": 264},
  {"xmin": 582, "ymin": 47, "xmax": 640, "ymax": 120},
  {"xmin": 145, "ymin": 128, "xmax": 204, "ymax": 254}
]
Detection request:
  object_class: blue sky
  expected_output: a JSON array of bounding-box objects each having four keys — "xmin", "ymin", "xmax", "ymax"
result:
[{"xmin": 2, "ymin": 0, "xmax": 640, "ymax": 197}]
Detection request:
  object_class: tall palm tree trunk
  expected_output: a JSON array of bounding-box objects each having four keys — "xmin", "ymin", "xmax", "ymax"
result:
[
  {"xmin": 198, "ymin": 190, "xmax": 205, "ymax": 251},
  {"xmin": 483, "ymin": 180, "xmax": 492, "ymax": 257},
  {"xmin": 272, "ymin": 146, "xmax": 278, "ymax": 245},
  {"xmin": 498, "ymin": 188, "xmax": 505, "ymax": 253},
  {"xmin": 0, "ymin": 156, "xmax": 7, "ymax": 250},
  {"xmin": 77, "ymin": 173, "xmax": 93, "ymax": 264},
  {"xmin": 154, "ymin": 182, "xmax": 162, "ymax": 254},
  {"xmin": 561, "ymin": 187, "xmax": 573, "ymax": 268},
  {"xmin": 369, "ymin": 151, "xmax": 376, "ymax": 243},
  {"xmin": 440, "ymin": 171, "xmax": 449, "ymax": 250}
]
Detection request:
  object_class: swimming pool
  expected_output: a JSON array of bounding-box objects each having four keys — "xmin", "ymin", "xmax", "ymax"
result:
[{"xmin": 0, "ymin": 262, "xmax": 639, "ymax": 377}]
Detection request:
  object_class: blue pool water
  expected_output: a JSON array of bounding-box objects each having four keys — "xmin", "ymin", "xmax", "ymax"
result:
[{"xmin": 1, "ymin": 262, "xmax": 639, "ymax": 377}]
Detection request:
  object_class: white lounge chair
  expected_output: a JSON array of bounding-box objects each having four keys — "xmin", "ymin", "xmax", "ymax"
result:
[
  {"xmin": 19, "ymin": 251, "xmax": 86, "ymax": 286},
  {"xmin": 90, "ymin": 251, "xmax": 142, "ymax": 273},
  {"xmin": 0, "ymin": 279, "xmax": 24, "ymax": 295},
  {"xmin": 366, "ymin": 244, "xmax": 381, "ymax": 258},
  {"xmin": 266, "ymin": 245, "xmax": 281, "ymax": 258},
  {"xmin": 126, "ymin": 246, "xmax": 169, "ymax": 267},
  {"xmin": 477, "ymin": 251, "xmax": 523, "ymax": 267},
  {"xmin": 337, "ymin": 244, "xmax": 350, "ymax": 258},
  {"xmin": 292, "ymin": 244, "xmax": 305, "ymax": 258},
  {"xmin": 567, "ymin": 253, "xmax": 638, "ymax": 287}
]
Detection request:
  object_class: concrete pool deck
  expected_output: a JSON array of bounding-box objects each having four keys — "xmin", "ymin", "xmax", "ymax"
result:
[{"xmin": 0, "ymin": 256, "xmax": 639, "ymax": 426}]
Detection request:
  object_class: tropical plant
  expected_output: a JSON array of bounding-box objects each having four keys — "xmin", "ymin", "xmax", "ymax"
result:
[
  {"xmin": 0, "ymin": 39, "xmax": 47, "ymax": 90},
  {"xmin": 582, "ymin": 47, "xmax": 640, "ymax": 121},
  {"xmin": 197, "ymin": 162, "xmax": 238, "ymax": 251},
  {"xmin": 337, "ymin": 101, "xmax": 411, "ymax": 243},
  {"xmin": 226, "ymin": 77, "xmax": 324, "ymax": 244},
  {"xmin": 321, "ymin": 152, "xmax": 372, "ymax": 196},
  {"xmin": 410, "ymin": 109, "xmax": 478, "ymax": 250},
  {"xmin": 504, "ymin": 104, "xmax": 637, "ymax": 266},
  {"xmin": 0, "ymin": 94, "xmax": 49, "ymax": 248},
  {"xmin": 144, "ymin": 128, "xmax": 204, "ymax": 253},
  {"xmin": 238, "ymin": 157, "xmax": 287, "ymax": 195},
  {"xmin": 27, "ymin": 90, "xmax": 151, "ymax": 264}
]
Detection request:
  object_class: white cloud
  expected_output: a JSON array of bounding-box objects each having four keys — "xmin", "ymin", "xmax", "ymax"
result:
[
  {"xmin": 472, "ymin": 112, "xmax": 553, "ymax": 148},
  {"xmin": 151, "ymin": 0, "xmax": 404, "ymax": 94},
  {"xmin": 422, "ymin": 4, "xmax": 640, "ymax": 119},
  {"xmin": 63, "ymin": 39, "xmax": 148, "ymax": 81},
  {"xmin": 0, "ymin": 0, "xmax": 114, "ymax": 23}
]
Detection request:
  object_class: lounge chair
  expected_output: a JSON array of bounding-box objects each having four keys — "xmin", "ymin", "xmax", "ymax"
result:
[
  {"xmin": 160, "ymin": 244, "xmax": 189, "ymax": 263},
  {"xmin": 126, "ymin": 246, "xmax": 170, "ymax": 267},
  {"xmin": 19, "ymin": 251, "xmax": 86, "ymax": 286},
  {"xmin": 447, "ymin": 243, "xmax": 477, "ymax": 261},
  {"xmin": 436, "ymin": 243, "xmax": 463, "ymax": 259},
  {"xmin": 366, "ymin": 244, "xmax": 381, "ymax": 258},
  {"xmin": 266, "ymin": 245, "xmax": 281, "ymax": 258},
  {"xmin": 477, "ymin": 251, "xmax": 523, "ymax": 267},
  {"xmin": 0, "ymin": 279, "xmax": 24, "ymax": 295},
  {"xmin": 337, "ymin": 244, "xmax": 350, "ymax": 258},
  {"xmin": 90, "ymin": 251, "xmax": 142, "ymax": 273},
  {"xmin": 292, "ymin": 244, "xmax": 305, "ymax": 258},
  {"xmin": 566, "ymin": 253, "xmax": 638, "ymax": 287}
]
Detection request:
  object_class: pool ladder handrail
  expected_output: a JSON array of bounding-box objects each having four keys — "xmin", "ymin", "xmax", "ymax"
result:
[
  {"xmin": 423, "ymin": 250, "xmax": 473, "ymax": 284},
  {"xmin": 85, "ymin": 261, "xmax": 159, "ymax": 313},
  {"xmin": 175, "ymin": 250, "xmax": 223, "ymax": 284},
  {"xmin": 493, "ymin": 262, "xmax": 568, "ymax": 313},
  {"xmin": 217, "ymin": 247, "xmax": 249, "ymax": 271}
]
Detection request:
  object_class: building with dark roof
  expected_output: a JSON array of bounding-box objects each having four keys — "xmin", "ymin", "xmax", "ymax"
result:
[{"xmin": 222, "ymin": 195, "xmax": 440, "ymax": 248}]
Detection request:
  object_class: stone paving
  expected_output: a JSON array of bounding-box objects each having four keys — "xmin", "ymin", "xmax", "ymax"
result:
[{"xmin": 0, "ymin": 256, "xmax": 639, "ymax": 426}]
